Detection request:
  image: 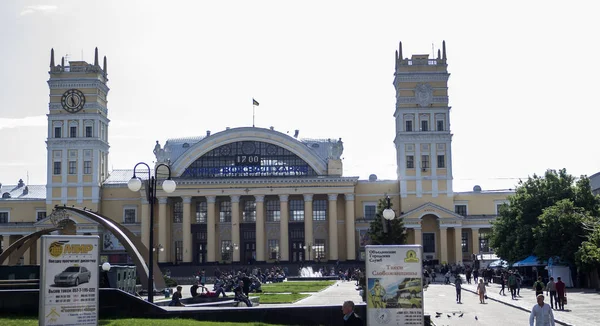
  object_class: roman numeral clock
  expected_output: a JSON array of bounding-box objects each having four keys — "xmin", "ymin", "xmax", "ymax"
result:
[{"xmin": 61, "ymin": 89, "xmax": 86, "ymax": 113}]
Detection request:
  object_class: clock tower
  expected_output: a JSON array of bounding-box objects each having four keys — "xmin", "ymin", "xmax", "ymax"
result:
[
  {"xmin": 46, "ymin": 47, "xmax": 110, "ymax": 212},
  {"xmin": 394, "ymin": 41, "xmax": 453, "ymax": 203}
]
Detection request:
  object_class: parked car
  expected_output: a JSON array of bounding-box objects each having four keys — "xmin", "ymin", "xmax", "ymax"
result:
[{"xmin": 54, "ymin": 266, "xmax": 91, "ymax": 287}]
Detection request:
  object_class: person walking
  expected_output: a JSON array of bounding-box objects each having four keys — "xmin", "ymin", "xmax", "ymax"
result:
[
  {"xmin": 529, "ymin": 294, "xmax": 555, "ymax": 326},
  {"xmin": 473, "ymin": 269, "xmax": 479, "ymax": 284},
  {"xmin": 342, "ymin": 300, "xmax": 364, "ymax": 326},
  {"xmin": 533, "ymin": 276, "xmax": 545, "ymax": 298},
  {"xmin": 555, "ymin": 277, "xmax": 566, "ymax": 311},
  {"xmin": 516, "ymin": 272, "xmax": 522, "ymax": 297},
  {"xmin": 455, "ymin": 274, "xmax": 462, "ymax": 303},
  {"xmin": 477, "ymin": 278, "xmax": 486, "ymax": 304},
  {"xmin": 508, "ymin": 271, "xmax": 517, "ymax": 300},
  {"xmin": 545, "ymin": 277, "xmax": 557, "ymax": 310},
  {"xmin": 499, "ymin": 272, "xmax": 506, "ymax": 295}
]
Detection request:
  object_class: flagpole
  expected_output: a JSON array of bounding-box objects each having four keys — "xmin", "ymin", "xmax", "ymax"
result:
[{"xmin": 253, "ymin": 104, "xmax": 255, "ymax": 127}]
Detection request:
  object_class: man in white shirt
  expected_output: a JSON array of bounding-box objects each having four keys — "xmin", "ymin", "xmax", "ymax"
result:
[{"xmin": 530, "ymin": 294, "xmax": 555, "ymax": 326}]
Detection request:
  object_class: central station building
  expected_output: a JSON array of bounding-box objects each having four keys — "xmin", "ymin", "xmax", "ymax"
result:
[{"xmin": 0, "ymin": 42, "xmax": 512, "ymax": 267}]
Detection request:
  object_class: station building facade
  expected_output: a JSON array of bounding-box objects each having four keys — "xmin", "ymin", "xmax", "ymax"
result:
[{"xmin": 0, "ymin": 43, "xmax": 512, "ymax": 267}]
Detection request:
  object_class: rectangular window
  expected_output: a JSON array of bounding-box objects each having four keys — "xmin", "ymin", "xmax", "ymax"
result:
[
  {"xmin": 268, "ymin": 239, "xmax": 279, "ymax": 260},
  {"xmin": 266, "ymin": 200, "xmax": 280, "ymax": 222},
  {"xmin": 0, "ymin": 212, "xmax": 9, "ymax": 223},
  {"xmin": 405, "ymin": 120, "xmax": 413, "ymax": 132},
  {"xmin": 196, "ymin": 201, "xmax": 207, "ymax": 223},
  {"xmin": 83, "ymin": 161, "xmax": 92, "ymax": 174},
  {"xmin": 423, "ymin": 233, "xmax": 435, "ymax": 253},
  {"xmin": 123, "ymin": 208, "xmax": 136, "ymax": 224},
  {"xmin": 455, "ymin": 205, "xmax": 467, "ymax": 217},
  {"xmin": 437, "ymin": 155, "xmax": 445, "ymax": 168},
  {"xmin": 479, "ymin": 233, "xmax": 490, "ymax": 252},
  {"xmin": 406, "ymin": 155, "xmax": 414, "ymax": 169},
  {"xmin": 173, "ymin": 201, "xmax": 183, "ymax": 223},
  {"xmin": 313, "ymin": 199, "xmax": 327, "ymax": 221},
  {"xmin": 421, "ymin": 120, "xmax": 429, "ymax": 131},
  {"xmin": 219, "ymin": 201, "xmax": 231, "ymax": 223},
  {"xmin": 314, "ymin": 239, "xmax": 326, "ymax": 260},
  {"xmin": 85, "ymin": 126, "xmax": 93, "ymax": 138},
  {"xmin": 437, "ymin": 120, "xmax": 444, "ymax": 131},
  {"xmin": 54, "ymin": 127, "xmax": 62, "ymax": 138},
  {"xmin": 243, "ymin": 200, "xmax": 256, "ymax": 222},
  {"xmin": 175, "ymin": 241, "xmax": 183, "ymax": 263},
  {"xmin": 421, "ymin": 155, "xmax": 429, "ymax": 169},
  {"xmin": 289, "ymin": 199, "xmax": 304, "ymax": 222},
  {"xmin": 53, "ymin": 161, "xmax": 62, "ymax": 175},
  {"xmin": 70, "ymin": 126, "xmax": 77, "ymax": 138},
  {"xmin": 364, "ymin": 204, "xmax": 377, "ymax": 219},
  {"xmin": 221, "ymin": 240, "xmax": 232, "ymax": 261},
  {"xmin": 37, "ymin": 211, "xmax": 46, "ymax": 221},
  {"xmin": 68, "ymin": 161, "xmax": 77, "ymax": 174},
  {"xmin": 462, "ymin": 231, "xmax": 468, "ymax": 253}
]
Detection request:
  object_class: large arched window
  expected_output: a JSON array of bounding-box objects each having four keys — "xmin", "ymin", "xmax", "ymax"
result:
[{"xmin": 182, "ymin": 141, "xmax": 318, "ymax": 178}]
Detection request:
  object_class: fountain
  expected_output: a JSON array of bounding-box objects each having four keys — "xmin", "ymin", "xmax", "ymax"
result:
[{"xmin": 299, "ymin": 266, "xmax": 323, "ymax": 278}]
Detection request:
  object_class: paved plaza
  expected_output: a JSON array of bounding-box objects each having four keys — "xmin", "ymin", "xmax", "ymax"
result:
[{"xmin": 149, "ymin": 278, "xmax": 598, "ymax": 325}]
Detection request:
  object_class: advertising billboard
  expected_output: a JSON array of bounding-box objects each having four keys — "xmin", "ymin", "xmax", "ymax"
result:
[
  {"xmin": 39, "ymin": 235, "xmax": 100, "ymax": 326},
  {"xmin": 365, "ymin": 245, "xmax": 424, "ymax": 326}
]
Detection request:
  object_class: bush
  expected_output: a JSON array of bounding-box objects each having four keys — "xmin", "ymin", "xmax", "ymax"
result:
[{"xmin": 164, "ymin": 275, "xmax": 178, "ymax": 287}]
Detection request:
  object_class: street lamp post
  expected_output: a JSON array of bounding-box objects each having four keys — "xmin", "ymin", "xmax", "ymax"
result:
[
  {"xmin": 127, "ymin": 162, "xmax": 176, "ymax": 303},
  {"xmin": 382, "ymin": 196, "xmax": 395, "ymax": 239}
]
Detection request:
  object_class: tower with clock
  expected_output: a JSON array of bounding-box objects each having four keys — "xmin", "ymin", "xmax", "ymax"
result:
[
  {"xmin": 46, "ymin": 47, "xmax": 110, "ymax": 212},
  {"xmin": 393, "ymin": 41, "xmax": 454, "ymax": 203}
]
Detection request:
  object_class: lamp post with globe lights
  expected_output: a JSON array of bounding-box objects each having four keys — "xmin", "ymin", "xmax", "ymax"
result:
[
  {"xmin": 127, "ymin": 162, "xmax": 176, "ymax": 303},
  {"xmin": 382, "ymin": 196, "xmax": 395, "ymax": 236}
]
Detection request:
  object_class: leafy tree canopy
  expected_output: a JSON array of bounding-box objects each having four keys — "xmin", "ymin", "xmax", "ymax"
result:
[
  {"xmin": 489, "ymin": 168, "xmax": 600, "ymax": 264},
  {"xmin": 367, "ymin": 198, "xmax": 407, "ymax": 245}
]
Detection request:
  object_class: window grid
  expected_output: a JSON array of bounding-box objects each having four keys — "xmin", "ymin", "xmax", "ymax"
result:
[
  {"xmin": 364, "ymin": 205, "xmax": 377, "ymax": 219},
  {"xmin": 266, "ymin": 200, "xmax": 281, "ymax": 222},
  {"xmin": 406, "ymin": 155, "xmax": 414, "ymax": 169},
  {"xmin": 405, "ymin": 120, "xmax": 413, "ymax": 132},
  {"xmin": 421, "ymin": 120, "xmax": 429, "ymax": 131},
  {"xmin": 68, "ymin": 161, "xmax": 77, "ymax": 174},
  {"xmin": 268, "ymin": 239, "xmax": 279, "ymax": 260},
  {"xmin": 313, "ymin": 199, "xmax": 327, "ymax": 221},
  {"xmin": 455, "ymin": 205, "xmax": 467, "ymax": 217},
  {"xmin": 462, "ymin": 231, "xmax": 468, "ymax": 253},
  {"xmin": 479, "ymin": 233, "xmax": 490, "ymax": 253},
  {"xmin": 37, "ymin": 211, "xmax": 46, "ymax": 221},
  {"xmin": 54, "ymin": 127, "xmax": 61, "ymax": 138},
  {"xmin": 221, "ymin": 240, "xmax": 232, "ymax": 261},
  {"xmin": 173, "ymin": 201, "xmax": 183, "ymax": 223},
  {"xmin": 437, "ymin": 155, "xmax": 445, "ymax": 168},
  {"xmin": 243, "ymin": 200, "xmax": 256, "ymax": 222},
  {"xmin": 0, "ymin": 212, "xmax": 8, "ymax": 223},
  {"xmin": 314, "ymin": 239, "xmax": 325, "ymax": 260},
  {"xmin": 289, "ymin": 199, "xmax": 304, "ymax": 222},
  {"xmin": 53, "ymin": 162, "xmax": 61, "ymax": 175},
  {"xmin": 175, "ymin": 241, "xmax": 183, "ymax": 263},
  {"xmin": 83, "ymin": 161, "xmax": 92, "ymax": 174},
  {"xmin": 220, "ymin": 201, "xmax": 231, "ymax": 223},
  {"xmin": 423, "ymin": 233, "xmax": 435, "ymax": 253},
  {"xmin": 123, "ymin": 209, "xmax": 136, "ymax": 224},
  {"xmin": 70, "ymin": 126, "xmax": 77, "ymax": 138},
  {"xmin": 196, "ymin": 201, "xmax": 207, "ymax": 223},
  {"xmin": 85, "ymin": 126, "xmax": 93, "ymax": 138},
  {"xmin": 421, "ymin": 155, "xmax": 429, "ymax": 169},
  {"xmin": 437, "ymin": 120, "xmax": 444, "ymax": 131}
]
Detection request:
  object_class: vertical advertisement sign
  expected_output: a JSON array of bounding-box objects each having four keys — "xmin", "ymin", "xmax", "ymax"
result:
[
  {"xmin": 365, "ymin": 245, "xmax": 424, "ymax": 326},
  {"xmin": 40, "ymin": 235, "xmax": 100, "ymax": 326}
]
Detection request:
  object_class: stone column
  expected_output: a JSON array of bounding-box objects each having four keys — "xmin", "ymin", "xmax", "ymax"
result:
[
  {"xmin": 140, "ymin": 198, "xmax": 150, "ymax": 249},
  {"xmin": 182, "ymin": 196, "xmax": 192, "ymax": 263},
  {"xmin": 303, "ymin": 194, "xmax": 313, "ymax": 261},
  {"xmin": 158, "ymin": 197, "xmax": 168, "ymax": 263},
  {"xmin": 255, "ymin": 195, "xmax": 266, "ymax": 262},
  {"xmin": 454, "ymin": 227, "xmax": 462, "ymax": 265},
  {"xmin": 279, "ymin": 194, "xmax": 289, "ymax": 261},
  {"xmin": 328, "ymin": 194, "xmax": 339, "ymax": 261},
  {"xmin": 230, "ymin": 195, "xmax": 241, "ymax": 262},
  {"xmin": 471, "ymin": 228, "xmax": 480, "ymax": 255},
  {"xmin": 440, "ymin": 227, "xmax": 448, "ymax": 264},
  {"xmin": 345, "ymin": 194, "xmax": 356, "ymax": 261},
  {"xmin": 206, "ymin": 196, "xmax": 217, "ymax": 262},
  {"xmin": 413, "ymin": 227, "xmax": 422, "ymax": 245}
]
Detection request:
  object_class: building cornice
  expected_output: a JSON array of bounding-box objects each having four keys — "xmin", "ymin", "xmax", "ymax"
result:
[
  {"xmin": 394, "ymin": 133, "xmax": 453, "ymax": 144},
  {"xmin": 103, "ymin": 176, "xmax": 360, "ymax": 188}
]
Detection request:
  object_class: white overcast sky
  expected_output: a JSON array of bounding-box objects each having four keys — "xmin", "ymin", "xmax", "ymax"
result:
[{"xmin": 0, "ymin": 1, "xmax": 598, "ymax": 192}]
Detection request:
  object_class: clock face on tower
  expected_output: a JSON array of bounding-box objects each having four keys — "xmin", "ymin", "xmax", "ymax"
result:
[{"xmin": 60, "ymin": 89, "xmax": 86, "ymax": 113}]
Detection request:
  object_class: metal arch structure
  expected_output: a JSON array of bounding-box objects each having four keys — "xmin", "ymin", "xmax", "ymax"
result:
[
  {"xmin": 59, "ymin": 206, "xmax": 166, "ymax": 291},
  {"xmin": 0, "ymin": 227, "xmax": 59, "ymax": 265}
]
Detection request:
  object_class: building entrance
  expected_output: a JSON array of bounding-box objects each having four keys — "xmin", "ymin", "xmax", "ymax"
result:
[
  {"xmin": 243, "ymin": 242, "xmax": 256, "ymax": 264},
  {"xmin": 196, "ymin": 242, "xmax": 206, "ymax": 264}
]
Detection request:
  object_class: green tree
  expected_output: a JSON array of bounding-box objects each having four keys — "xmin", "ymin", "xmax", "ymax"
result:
[
  {"xmin": 575, "ymin": 223, "xmax": 600, "ymax": 271},
  {"xmin": 367, "ymin": 198, "xmax": 407, "ymax": 245},
  {"xmin": 489, "ymin": 169, "xmax": 599, "ymax": 264}
]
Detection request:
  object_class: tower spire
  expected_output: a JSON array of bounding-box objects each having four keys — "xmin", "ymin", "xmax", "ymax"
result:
[
  {"xmin": 94, "ymin": 47, "xmax": 99, "ymax": 66},
  {"xmin": 61, "ymin": 56, "xmax": 64, "ymax": 67},
  {"xmin": 398, "ymin": 41, "xmax": 403, "ymax": 60},
  {"xmin": 50, "ymin": 48, "xmax": 55, "ymax": 68},
  {"xmin": 437, "ymin": 49, "xmax": 441, "ymax": 60},
  {"xmin": 442, "ymin": 40, "xmax": 447, "ymax": 60},
  {"xmin": 103, "ymin": 56, "xmax": 107, "ymax": 74}
]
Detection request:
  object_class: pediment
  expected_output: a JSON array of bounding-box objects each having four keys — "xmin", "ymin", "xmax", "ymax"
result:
[{"xmin": 400, "ymin": 202, "xmax": 464, "ymax": 220}]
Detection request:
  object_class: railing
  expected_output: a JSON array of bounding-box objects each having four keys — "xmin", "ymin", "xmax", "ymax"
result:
[{"xmin": 404, "ymin": 59, "xmax": 442, "ymax": 66}]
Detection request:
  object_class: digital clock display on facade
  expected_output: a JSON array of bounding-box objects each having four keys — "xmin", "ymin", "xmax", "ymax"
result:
[{"xmin": 235, "ymin": 155, "xmax": 261, "ymax": 166}]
